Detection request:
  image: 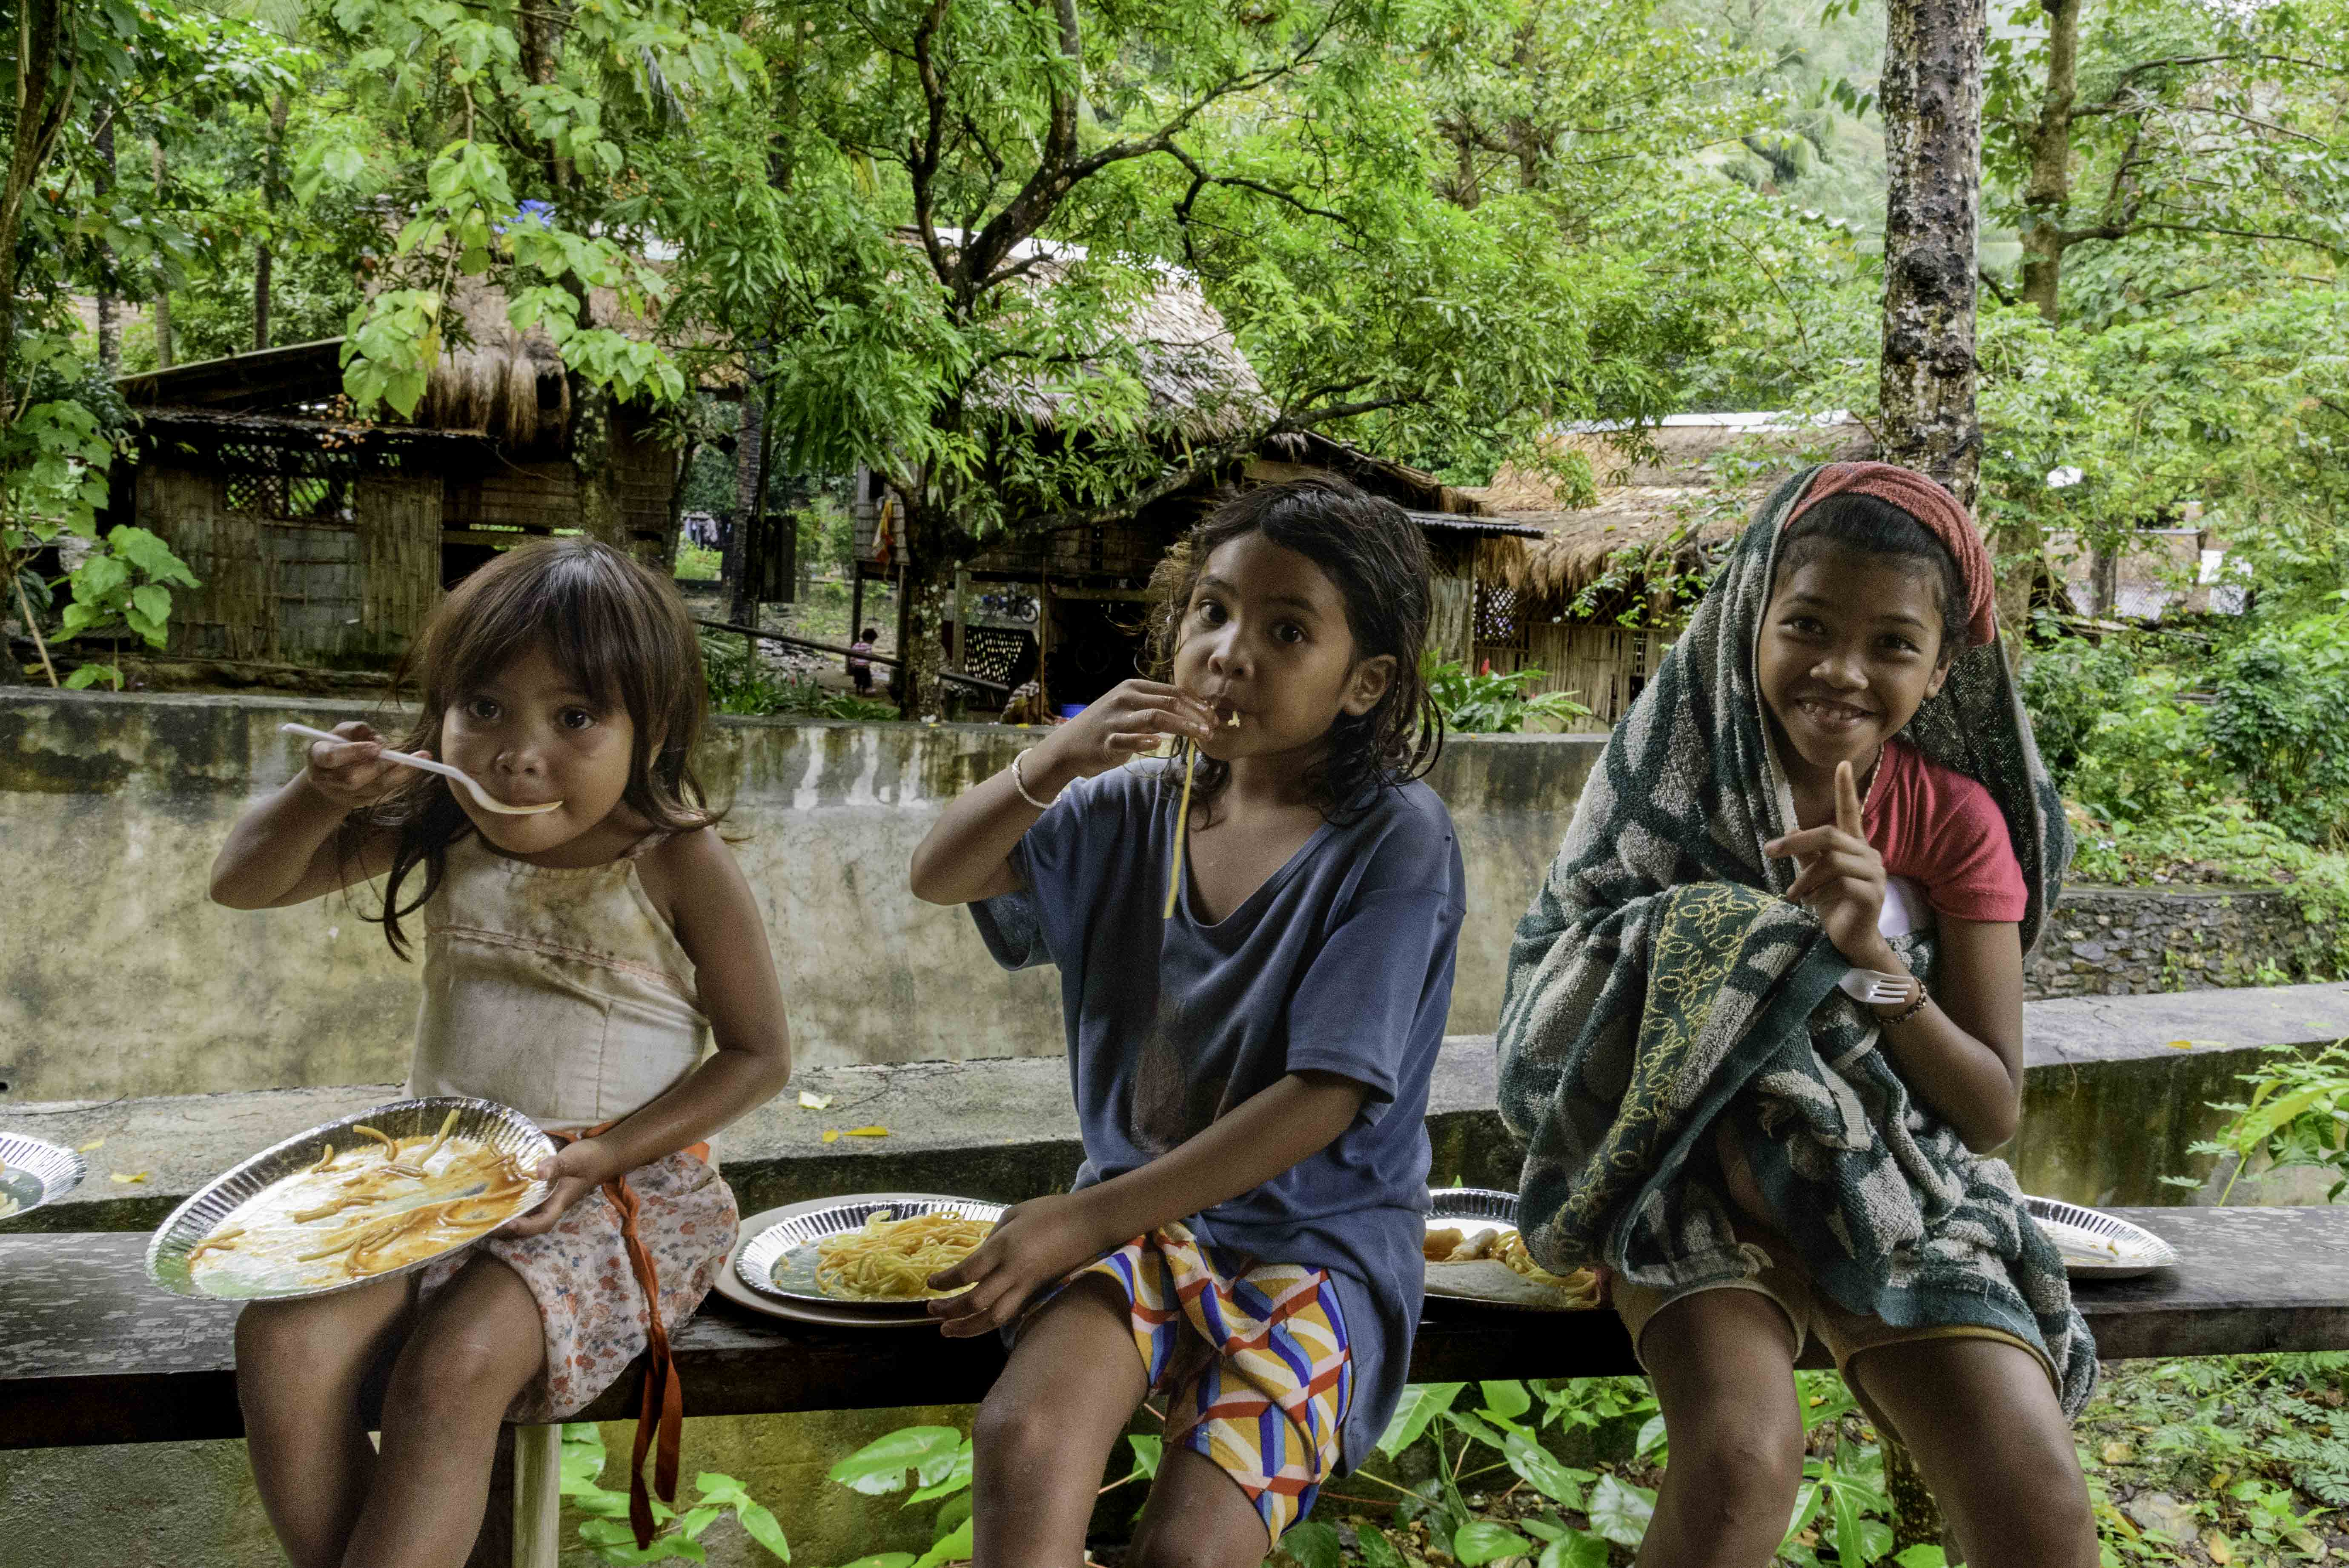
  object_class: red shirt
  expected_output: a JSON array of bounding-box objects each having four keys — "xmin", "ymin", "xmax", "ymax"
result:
[{"xmin": 1860, "ymin": 738, "xmax": 2028, "ymax": 924}]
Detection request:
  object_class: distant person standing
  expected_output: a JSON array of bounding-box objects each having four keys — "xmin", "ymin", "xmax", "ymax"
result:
[{"xmin": 849, "ymin": 627, "xmax": 878, "ymax": 695}]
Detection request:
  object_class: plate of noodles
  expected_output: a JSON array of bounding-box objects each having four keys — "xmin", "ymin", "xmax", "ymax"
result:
[
  {"xmin": 146, "ymin": 1097, "xmax": 554, "ymax": 1301},
  {"xmin": 0, "ymin": 1132, "xmax": 87, "ymax": 1222},
  {"xmin": 733, "ymin": 1194, "xmax": 1005, "ymax": 1317},
  {"xmin": 1421, "ymin": 1187, "xmax": 1604, "ymax": 1312}
]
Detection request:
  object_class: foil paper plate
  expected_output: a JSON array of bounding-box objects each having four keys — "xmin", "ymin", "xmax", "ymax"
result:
[
  {"xmin": 1423, "ymin": 1188, "xmax": 1603, "ymax": 1312},
  {"xmin": 2026, "ymin": 1196, "xmax": 2179, "ymax": 1279},
  {"xmin": 146, "ymin": 1097, "xmax": 555, "ymax": 1301},
  {"xmin": 0, "ymin": 1133, "xmax": 88, "ymax": 1220},
  {"xmin": 736, "ymin": 1193, "xmax": 1005, "ymax": 1313}
]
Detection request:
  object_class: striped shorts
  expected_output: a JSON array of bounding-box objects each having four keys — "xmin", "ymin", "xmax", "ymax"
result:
[{"xmin": 1054, "ymin": 1222, "xmax": 1353, "ymax": 1544}]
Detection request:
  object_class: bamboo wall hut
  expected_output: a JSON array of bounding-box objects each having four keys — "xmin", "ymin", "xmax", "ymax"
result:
[
  {"xmin": 848, "ymin": 260, "xmax": 1536, "ymax": 708},
  {"xmin": 1461, "ymin": 414, "xmax": 1875, "ymax": 729},
  {"xmin": 110, "ymin": 280, "xmax": 682, "ymax": 670}
]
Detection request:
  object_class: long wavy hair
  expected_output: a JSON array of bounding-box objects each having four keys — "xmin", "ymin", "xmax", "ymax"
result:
[
  {"xmin": 345, "ymin": 536, "xmax": 719, "ymax": 958},
  {"xmin": 1143, "ymin": 475, "xmax": 1444, "ymax": 822}
]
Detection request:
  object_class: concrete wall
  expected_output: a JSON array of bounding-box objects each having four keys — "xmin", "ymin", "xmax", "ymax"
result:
[{"xmin": 0, "ymin": 690, "xmax": 1597, "ymax": 1103}]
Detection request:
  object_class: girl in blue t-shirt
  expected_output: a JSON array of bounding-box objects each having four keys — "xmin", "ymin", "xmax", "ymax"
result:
[{"xmin": 911, "ymin": 476, "xmax": 1465, "ymax": 1565}]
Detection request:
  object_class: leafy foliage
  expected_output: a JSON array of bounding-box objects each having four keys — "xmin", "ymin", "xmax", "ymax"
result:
[
  {"xmin": 1424, "ymin": 658, "xmax": 1594, "ymax": 735},
  {"xmin": 560, "ymin": 1423, "xmax": 790, "ymax": 1563}
]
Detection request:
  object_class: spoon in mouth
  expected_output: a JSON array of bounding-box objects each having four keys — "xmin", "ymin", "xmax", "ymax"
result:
[{"xmin": 281, "ymin": 723, "xmax": 564, "ymax": 816}]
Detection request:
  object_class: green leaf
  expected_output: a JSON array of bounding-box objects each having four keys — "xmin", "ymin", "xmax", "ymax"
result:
[
  {"xmin": 1501, "ymin": 1429, "xmax": 1588, "ymax": 1507},
  {"xmin": 1536, "ymin": 1530, "xmax": 1611, "ymax": 1568},
  {"xmin": 904, "ymin": 1441, "xmax": 972, "ymax": 1504},
  {"xmin": 130, "ymin": 584, "xmax": 172, "ymax": 625},
  {"xmin": 1126, "ymin": 1434, "xmax": 1163, "ymax": 1480},
  {"xmin": 1377, "ymin": 1383, "xmax": 1464, "ymax": 1459},
  {"xmin": 1589, "ymin": 1474, "xmax": 1656, "ymax": 1548},
  {"xmin": 63, "ymin": 663, "xmax": 117, "ymax": 690},
  {"xmin": 1355, "ymin": 1524, "xmax": 1408, "ymax": 1568},
  {"xmin": 1893, "ymin": 1547, "xmax": 1948, "ymax": 1567},
  {"xmin": 1452, "ymin": 1520, "xmax": 1534, "ymax": 1566},
  {"xmin": 828, "ymin": 1426, "xmax": 963, "ymax": 1496},
  {"xmin": 1480, "ymin": 1380, "xmax": 1533, "ymax": 1420},
  {"xmin": 1280, "ymin": 1520, "xmax": 1343, "ymax": 1568}
]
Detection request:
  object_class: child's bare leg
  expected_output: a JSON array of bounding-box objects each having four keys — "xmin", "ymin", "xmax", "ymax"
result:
[
  {"xmin": 971, "ymin": 1276, "xmax": 1150, "ymax": 1568},
  {"xmin": 1638, "ymin": 1289, "xmax": 1808, "ymax": 1568},
  {"xmin": 1126, "ymin": 1446, "xmax": 1281, "ymax": 1568},
  {"xmin": 237, "ymin": 1275, "xmax": 414, "ymax": 1568},
  {"xmin": 1845, "ymin": 1337, "xmax": 2096, "ymax": 1568},
  {"xmin": 343, "ymin": 1255, "xmax": 547, "ymax": 1568}
]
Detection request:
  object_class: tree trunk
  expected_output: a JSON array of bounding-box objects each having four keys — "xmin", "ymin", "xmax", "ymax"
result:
[
  {"xmin": 895, "ymin": 504, "xmax": 953, "ymax": 717},
  {"xmin": 151, "ymin": 142, "xmax": 172, "ymax": 368},
  {"xmin": 1879, "ymin": 0, "xmax": 1986, "ymax": 511},
  {"xmin": 94, "ymin": 113, "xmax": 117, "ymax": 371},
  {"xmin": 730, "ymin": 389, "xmax": 766, "ymax": 626},
  {"xmin": 2018, "ymin": 0, "xmax": 2081, "ymax": 324},
  {"xmin": 0, "ymin": 0, "xmax": 78, "ymax": 413},
  {"xmin": 1879, "ymin": 0, "xmax": 1983, "ymax": 1539},
  {"xmin": 255, "ymin": 94, "xmax": 288, "ymax": 352}
]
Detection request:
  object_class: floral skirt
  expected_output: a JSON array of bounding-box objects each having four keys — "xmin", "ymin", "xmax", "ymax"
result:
[{"xmin": 416, "ymin": 1150, "xmax": 736, "ymax": 1422}]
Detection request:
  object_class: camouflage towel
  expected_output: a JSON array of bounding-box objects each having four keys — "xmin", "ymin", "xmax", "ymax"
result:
[{"xmin": 1495, "ymin": 466, "xmax": 2097, "ymax": 1416}]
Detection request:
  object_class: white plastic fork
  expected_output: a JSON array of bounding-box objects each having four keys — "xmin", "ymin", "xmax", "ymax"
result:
[
  {"xmin": 280, "ymin": 723, "xmax": 563, "ymax": 815},
  {"xmin": 1838, "ymin": 968, "xmax": 1915, "ymax": 1006}
]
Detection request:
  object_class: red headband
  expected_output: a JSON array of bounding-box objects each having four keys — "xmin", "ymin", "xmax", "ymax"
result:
[{"xmin": 1782, "ymin": 462, "xmax": 1997, "ymax": 646}]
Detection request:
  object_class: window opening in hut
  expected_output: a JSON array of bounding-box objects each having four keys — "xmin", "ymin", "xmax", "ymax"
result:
[
  {"xmin": 952, "ymin": 626, "xmax": 1037, "ymax": 691},
  {"xmin": 1472, "ymin": 580, "xmax": 1529, "ymax": 676}
]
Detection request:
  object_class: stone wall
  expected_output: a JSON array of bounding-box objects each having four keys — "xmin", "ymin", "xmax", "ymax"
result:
[
  {"xmin": 2027, "ymin": 884, "xmax": 2343, "ymax": 1001},
  {"xmin": 0, "ymin": 690, "xmax": 1599, "ymax": 1103}
]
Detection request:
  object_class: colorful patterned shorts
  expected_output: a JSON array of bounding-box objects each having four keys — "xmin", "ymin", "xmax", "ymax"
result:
[{"xmin": 1049, "ymin": 1222, "xmax": 1353, "ymax": 1545}]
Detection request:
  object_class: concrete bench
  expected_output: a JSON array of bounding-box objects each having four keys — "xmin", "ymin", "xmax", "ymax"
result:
[{"xmin": 9, "ymin": 1207, "xmax": 2349, "ymax": 1562}]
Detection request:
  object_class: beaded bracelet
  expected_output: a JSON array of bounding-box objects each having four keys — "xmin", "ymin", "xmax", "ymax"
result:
[
  {"xmin": 1877, "ymin": 984, "xmax": 1932, "ymax": 1027},
  {"xmin": 1008, "ymin": 749, "xmax": 1063, "ymax": 811}
]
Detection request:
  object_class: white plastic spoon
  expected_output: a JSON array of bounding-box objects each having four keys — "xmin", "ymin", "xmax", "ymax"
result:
[{"xmin": 280, "ymin": 723, "xmax": 563, "ymax": 816}]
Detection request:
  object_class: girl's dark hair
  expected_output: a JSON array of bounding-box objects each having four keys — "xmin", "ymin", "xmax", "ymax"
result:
[
  {"xmin": 1775, "ymin": 492, "xmax": 1971, "ymax": 660},
  {"xmin": 1144, "ymin": 475, "xmax": 1443, "ymax": 820},
  {"xmin": 349, "ymin": 535, "xmax": 718, "ymax": 958}
]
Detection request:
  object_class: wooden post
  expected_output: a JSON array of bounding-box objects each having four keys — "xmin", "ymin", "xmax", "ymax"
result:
[
  {"xmin": 952, "ymin": 568, "xmax": 969, "ymax": 673},
  {"xmin": 514, "ymin": 1423, "xmax": 563, "ymax": 1568},
  {"xmin": 463, "ymin": 1424, "xmax": 563, "ymax": 1568}
]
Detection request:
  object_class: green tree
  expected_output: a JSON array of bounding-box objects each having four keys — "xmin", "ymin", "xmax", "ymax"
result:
[{"xmin": 640, "ymin": 0, "xmax": 1805, "ymax": 710}]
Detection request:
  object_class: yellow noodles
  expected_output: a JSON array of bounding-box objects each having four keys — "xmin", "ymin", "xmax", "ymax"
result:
[
  {"xmin": 810, "ymin": 1210, "xmax": 991, "ymax": 1301},
  {"xmin": 189, "ymin": 1133, "xmax": 536, "ymax": 1290},
  {"xmin": 1163, "ymin": 741, "xmax": 1197, "ymax": 921}
]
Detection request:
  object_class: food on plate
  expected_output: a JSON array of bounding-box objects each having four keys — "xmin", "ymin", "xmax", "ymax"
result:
[
  {"xmin": 1424, "ymin": 1220, "xmax": 1604, "ymax": 1304},
  {"xmin": 808, "ymin": 1208, "xmax": 992, "ymax": 1300},
  {"xmin": 188, "ymin": 1112, "xmax": 538, "ymax": 1290}
]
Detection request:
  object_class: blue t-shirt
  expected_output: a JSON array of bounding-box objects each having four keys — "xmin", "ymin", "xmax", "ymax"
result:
[{"xmin": 971, "ymin": 761, "xmax": 1465, "ymax": 1471}]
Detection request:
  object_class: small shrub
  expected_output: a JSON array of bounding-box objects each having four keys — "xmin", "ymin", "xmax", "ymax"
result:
[{"xmin": 1425, "ymin": 656, "xmax": 1593, "ymax": 734}]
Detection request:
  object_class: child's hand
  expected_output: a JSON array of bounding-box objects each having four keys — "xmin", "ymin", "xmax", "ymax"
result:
[
  {"xmin": 298, "ymin": 721, "xmax": 413, "ymax": 812},
  {"xmin": 923, "ymin": 1192, "xmax": 1112, "ymax": 1338},
  {"xmin": 1765, "ymin": 758, "xmax": 1892, "ymax": 967},
  {"xmin": 504, "ymin": 1138, "xmax": 624, "ymax": 1238},
  {"xmin": 1030, "ymin": 681, "xmax": 1216, "ymax": 794}
]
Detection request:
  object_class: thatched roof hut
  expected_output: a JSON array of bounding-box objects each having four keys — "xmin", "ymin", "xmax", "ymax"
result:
[
  {"xmin": 1469, "ymin": 413, "xmax": 1876, "ymax": 616},
  {"xmin": 965, "ymin": 255, "xmax": 1270, "ymax": 446}
]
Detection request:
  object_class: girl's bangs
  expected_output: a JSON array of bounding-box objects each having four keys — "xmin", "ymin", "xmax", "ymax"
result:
[{"xmin": 428, "ymin": 548, "xmax": 632, "ymax": 717}]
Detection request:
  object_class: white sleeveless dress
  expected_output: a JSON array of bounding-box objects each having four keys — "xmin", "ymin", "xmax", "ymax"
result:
[{"xmin": 408, "ymin": 832, "xmax": 738, "ymax": 1422}]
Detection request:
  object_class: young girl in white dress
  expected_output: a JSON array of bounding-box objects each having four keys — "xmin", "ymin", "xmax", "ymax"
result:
[{"xmin": 211, "ymin": 537, "xmax": 791, "ymax": 1568}]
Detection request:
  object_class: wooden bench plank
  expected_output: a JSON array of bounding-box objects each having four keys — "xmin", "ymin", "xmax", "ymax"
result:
[{"xmin": 6, "ymin": 1205, "xmax": 2347, "ymax": 1452}]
